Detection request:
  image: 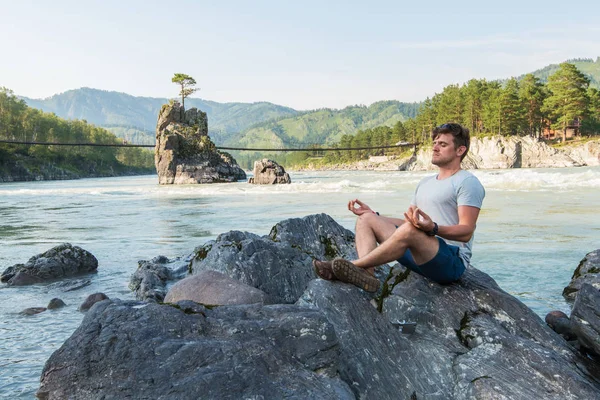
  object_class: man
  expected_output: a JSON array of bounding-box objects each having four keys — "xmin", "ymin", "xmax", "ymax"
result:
[{"xmin": 313, "ymin": 123, "xmax": 485, "ymax": 292}]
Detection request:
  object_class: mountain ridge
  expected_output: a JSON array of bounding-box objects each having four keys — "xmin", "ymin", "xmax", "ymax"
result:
[
  {"xmin": 21, "ymin": 88, "xmax": 298, "ymax": 145},
  {"xmin": 16, "ymin": 57, "xmax": 600, "ymax": 148}
]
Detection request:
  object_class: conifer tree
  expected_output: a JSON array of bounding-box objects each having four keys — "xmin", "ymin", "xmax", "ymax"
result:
[
  {"xmin": 171, "ymin": 73, "xmax": 198, "ymax": 109},
  {"xmin": 542, "ymin": 63, "xmax": 590, "ymax": 141},
  {"xmin": 518, "ymin": 74, "xmax": 546, "ymax": 137},
  {"xmin": 462, "ymin": 79, "xmax": 485, "ymax": 134},
  {"xmin": 500, "ymin": 78, "xmax": 525, "ymax": 135}
]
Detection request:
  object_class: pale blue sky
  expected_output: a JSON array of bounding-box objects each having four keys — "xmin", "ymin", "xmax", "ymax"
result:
[{"xmin": 1, "ymin": 0, "xmax": 599, "ymax": 110}]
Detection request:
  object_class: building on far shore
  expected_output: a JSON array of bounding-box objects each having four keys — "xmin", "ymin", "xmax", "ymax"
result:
[{"xmin": 542, "ymin": 118, "xmax": 580, "ymax": 141}]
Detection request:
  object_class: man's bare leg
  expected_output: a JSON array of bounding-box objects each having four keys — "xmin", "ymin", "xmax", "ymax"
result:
[
  {"xmin": 353, "ymin": 219, "xmax": 439, "ymax": 270},
  {"xmin": 353, "ymin": 213, "xmax": 406, "ymax": 274}
]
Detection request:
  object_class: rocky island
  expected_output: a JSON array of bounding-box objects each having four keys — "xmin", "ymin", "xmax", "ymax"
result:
[{"xmin": 154, "ymin": 102, "xmax": 246, "ymax": 184}]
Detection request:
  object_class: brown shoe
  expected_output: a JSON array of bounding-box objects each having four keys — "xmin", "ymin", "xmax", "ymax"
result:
[
  {"xmin": 332, "ymin": 258, "xmax": 380, "ymax": 292},
  {"xmin": 313, "ymin": 259, "xmax": 336, "ymax": 280}
]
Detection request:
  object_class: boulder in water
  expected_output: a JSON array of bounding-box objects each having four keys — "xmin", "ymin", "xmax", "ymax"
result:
[
  {"xmin": 79, "ymin": 293, "xmax": 109, "ymax": 312},
  {"xmin": 563, "ymin": 249, "xmax": 600, "ymax": 302},
  {"xmin": 248, "ymin": 159, "xmax": 291, "ymax": 184},
  {"xmin": 47, "ymin": 298, "xmax": 67, "ymax": 310},
  {"xmin": 0, "ymin": 243, "xmax": 98, "ymax": 286}
]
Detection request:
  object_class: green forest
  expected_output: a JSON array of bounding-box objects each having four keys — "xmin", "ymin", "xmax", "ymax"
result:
[
  {"xmin": 253, "ymin": 62, "xmax": 600, "ymax": 169},
  {"xmin": 0, "ymin": 88, "xmax": 154, "ymax": 180}
]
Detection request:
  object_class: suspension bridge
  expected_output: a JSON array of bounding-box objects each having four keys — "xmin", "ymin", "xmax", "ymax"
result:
[{"xmin": 0, "ymin": 139, "xmax": 419, "ymax": 154}]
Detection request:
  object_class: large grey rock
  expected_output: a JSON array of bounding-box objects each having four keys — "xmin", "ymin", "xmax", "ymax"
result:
[
  {"xmin": 248, "ymin": 158, "xmax": 291, "ymax": 184},
  {"xmin": 37, "ymin": 300, "xmax": 354, "ymax": 400},
  {"xmin": 129, "ymin": 255, "xmax": 189, "ymax": 302},
  {"xmin": 298, "ymin": 280, "xmax": 457, "ymax": 399},
  {"xmin": 299, "ymin": 266, "xmax": 600, "ymax": 399},
  {"xmin": 0, "ymin": 243, "xmax": 98, "ymax": 286},
  {"xmin": 190, "ymin": 213, "xmax": 358, "ymax": 304},
  {"xmin": 571, "ymin": 283, "xmax": 600, "ymax": 357},
  {"xmin": 155, "ymin": 102, "xmax": 246, "ymax": 184},
  {"xmin": 563, "ymin": 249, "xmax": 600, "ymax": 302},
  {"xmin": 377, "ymin": 265, "xmax": 600, "ymax": 399},
  {"xmin": 36, "ymin": 216, "xmax": 600, "ymax": 399},
  {"xmin": 164, "ymin": 270, "xmax": 270, "ymax": 305}
]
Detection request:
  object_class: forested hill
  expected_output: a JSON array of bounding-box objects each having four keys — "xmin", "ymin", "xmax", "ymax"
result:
[
  {"xmin": 22, "ymin": 88, "xmax": 298, "ymax": 145},
  {"xmin": 522, "ymin": 57, "xmax": 600, "ymax": 88},
  {"xmin": 229, "ymin": 101, "xmax": 421, "ymax": 148},
  {"xmin": 0, "ymin": 88, "xmax": 154, "ymax": 182}
]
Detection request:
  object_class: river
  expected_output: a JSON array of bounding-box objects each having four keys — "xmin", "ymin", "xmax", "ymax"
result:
[{"xmin": 1, "ymin": 167, "xmax": 599, "ymax": 398}]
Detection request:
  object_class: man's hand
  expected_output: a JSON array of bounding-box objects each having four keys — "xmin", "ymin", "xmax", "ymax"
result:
[
  {"xmin": 348, "ymin": 199, "xmax": 374, "ymax": 216},
  {"xmin": 403, "ymin": 206, "xmax": 434, "ymax": 233}
]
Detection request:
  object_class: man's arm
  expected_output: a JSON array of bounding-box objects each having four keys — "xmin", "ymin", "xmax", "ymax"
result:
[
  {"xmin": 437, "ymin": 205, "xmax": 480, "ymax": 242},
  {"xmin": 406, "ymin": 205, "xmax": 480, "ymax": 243}
]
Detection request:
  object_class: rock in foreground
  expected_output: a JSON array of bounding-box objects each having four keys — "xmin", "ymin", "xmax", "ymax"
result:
[
  {"xmin": 37, "ymin": 300, "xmax": 353, "ymax": 400},
  {"xmin": 1, "ymin": 243, "xmax": 98, "ymax": 286},
  {"xmin": 570, "ymin": 283, "xmax": 600, "ymax": 357},
  {"xmin": 38, "ymin": 215, "xmax": 600, "ymax": 399},
  {"xmin": 190, "ymin": 213, "xmax": 358, "ymax": 304},
  {"xmin": 154, "ymin": 102, "xmax": 246, "ymax": 184}
]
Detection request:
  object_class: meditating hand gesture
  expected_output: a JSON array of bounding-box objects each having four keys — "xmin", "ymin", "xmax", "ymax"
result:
[
  {"xmin": 348, "ymin": 199, "xmax": 374, "ymax": 216},
  {"xmin": 403, "ymin": 205, "xmax": 435, "ymax": 233}
]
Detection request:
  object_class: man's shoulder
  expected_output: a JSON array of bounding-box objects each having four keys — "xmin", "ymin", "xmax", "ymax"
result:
[
  {"xmin": 455, "ymin": 170, "xmax": 483, "ymax": 186},
  {"xmin": 455, "ymin": 170, "xmax": 485, "ymax": 204}
]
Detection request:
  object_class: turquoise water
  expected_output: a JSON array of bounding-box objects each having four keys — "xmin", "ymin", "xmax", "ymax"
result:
[{"xmin": 1, "ymin": 167, "xmax": 599, "ymax": 397}]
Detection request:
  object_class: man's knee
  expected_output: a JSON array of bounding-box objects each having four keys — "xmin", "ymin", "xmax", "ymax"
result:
[
  {"xmin": 357, "ymin": 211, "xmax": 378, "ymax": 226},
  {"xmin": 391, "ymin": 222, "xmax": 420, "ymax": 242}
]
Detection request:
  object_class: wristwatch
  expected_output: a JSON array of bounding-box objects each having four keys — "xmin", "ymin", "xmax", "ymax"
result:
[{"xmin": 426, "ymin": 222, "xmax": 438, "ymax": 236}]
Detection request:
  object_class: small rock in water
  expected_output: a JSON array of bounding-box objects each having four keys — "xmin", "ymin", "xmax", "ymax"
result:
[
  {"xmin": 248, "ymin": 159, "xmax": 291, "ymax": 184},
  {"xmin": 20, "ymin": 307, "xmax": 47, "ymax": 316},
  {"xmin": 79, "ymin": 293, "xmax": 109, "ymax": 312},
  {"xmin": 47, "ymin": 298, "xmax": 66, "ymax": 310}
]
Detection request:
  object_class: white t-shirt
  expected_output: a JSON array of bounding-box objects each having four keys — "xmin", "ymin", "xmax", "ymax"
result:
[{"xmin": 411, "ymin": 170, "xmax": 485, "ymax": 267}]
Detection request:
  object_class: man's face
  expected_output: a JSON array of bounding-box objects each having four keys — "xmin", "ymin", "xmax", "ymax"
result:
[{"xmin": 431, "ymin": 133, "xmax": 464, "ymax": 166}]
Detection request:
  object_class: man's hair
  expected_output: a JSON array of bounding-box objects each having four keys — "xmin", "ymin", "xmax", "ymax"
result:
[{"xmin": 431, "ymin": 123, "xmax": 470, "ymax": 161}]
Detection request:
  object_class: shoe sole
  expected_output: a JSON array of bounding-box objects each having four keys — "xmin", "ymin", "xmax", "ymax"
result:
[
  {"xmin": 313, "ymin": 259, "xmax": 335, "ymax": 280},
  {"xmin": 332, "ymin": 259, "xmax": 380, "ymax": 292}
]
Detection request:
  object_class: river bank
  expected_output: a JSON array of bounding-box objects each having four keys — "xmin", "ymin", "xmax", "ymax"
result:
[
  {"xmin": 295, "ymin": 136, "xmax": 600, "ymax": 171},
  {"xmin": 0, "ymin": 152, "xmax": 154, "ymax": 182}
]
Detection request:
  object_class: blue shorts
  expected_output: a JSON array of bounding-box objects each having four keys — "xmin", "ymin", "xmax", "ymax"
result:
[{"xmin": 397, "ymin": 237, "xmax": 465, "ymax": 284}]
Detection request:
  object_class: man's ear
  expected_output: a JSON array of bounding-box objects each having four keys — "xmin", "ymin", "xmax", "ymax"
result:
[{"xmin": 456, "ymin": 145, "xmax": 466, "ymax": 157}]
